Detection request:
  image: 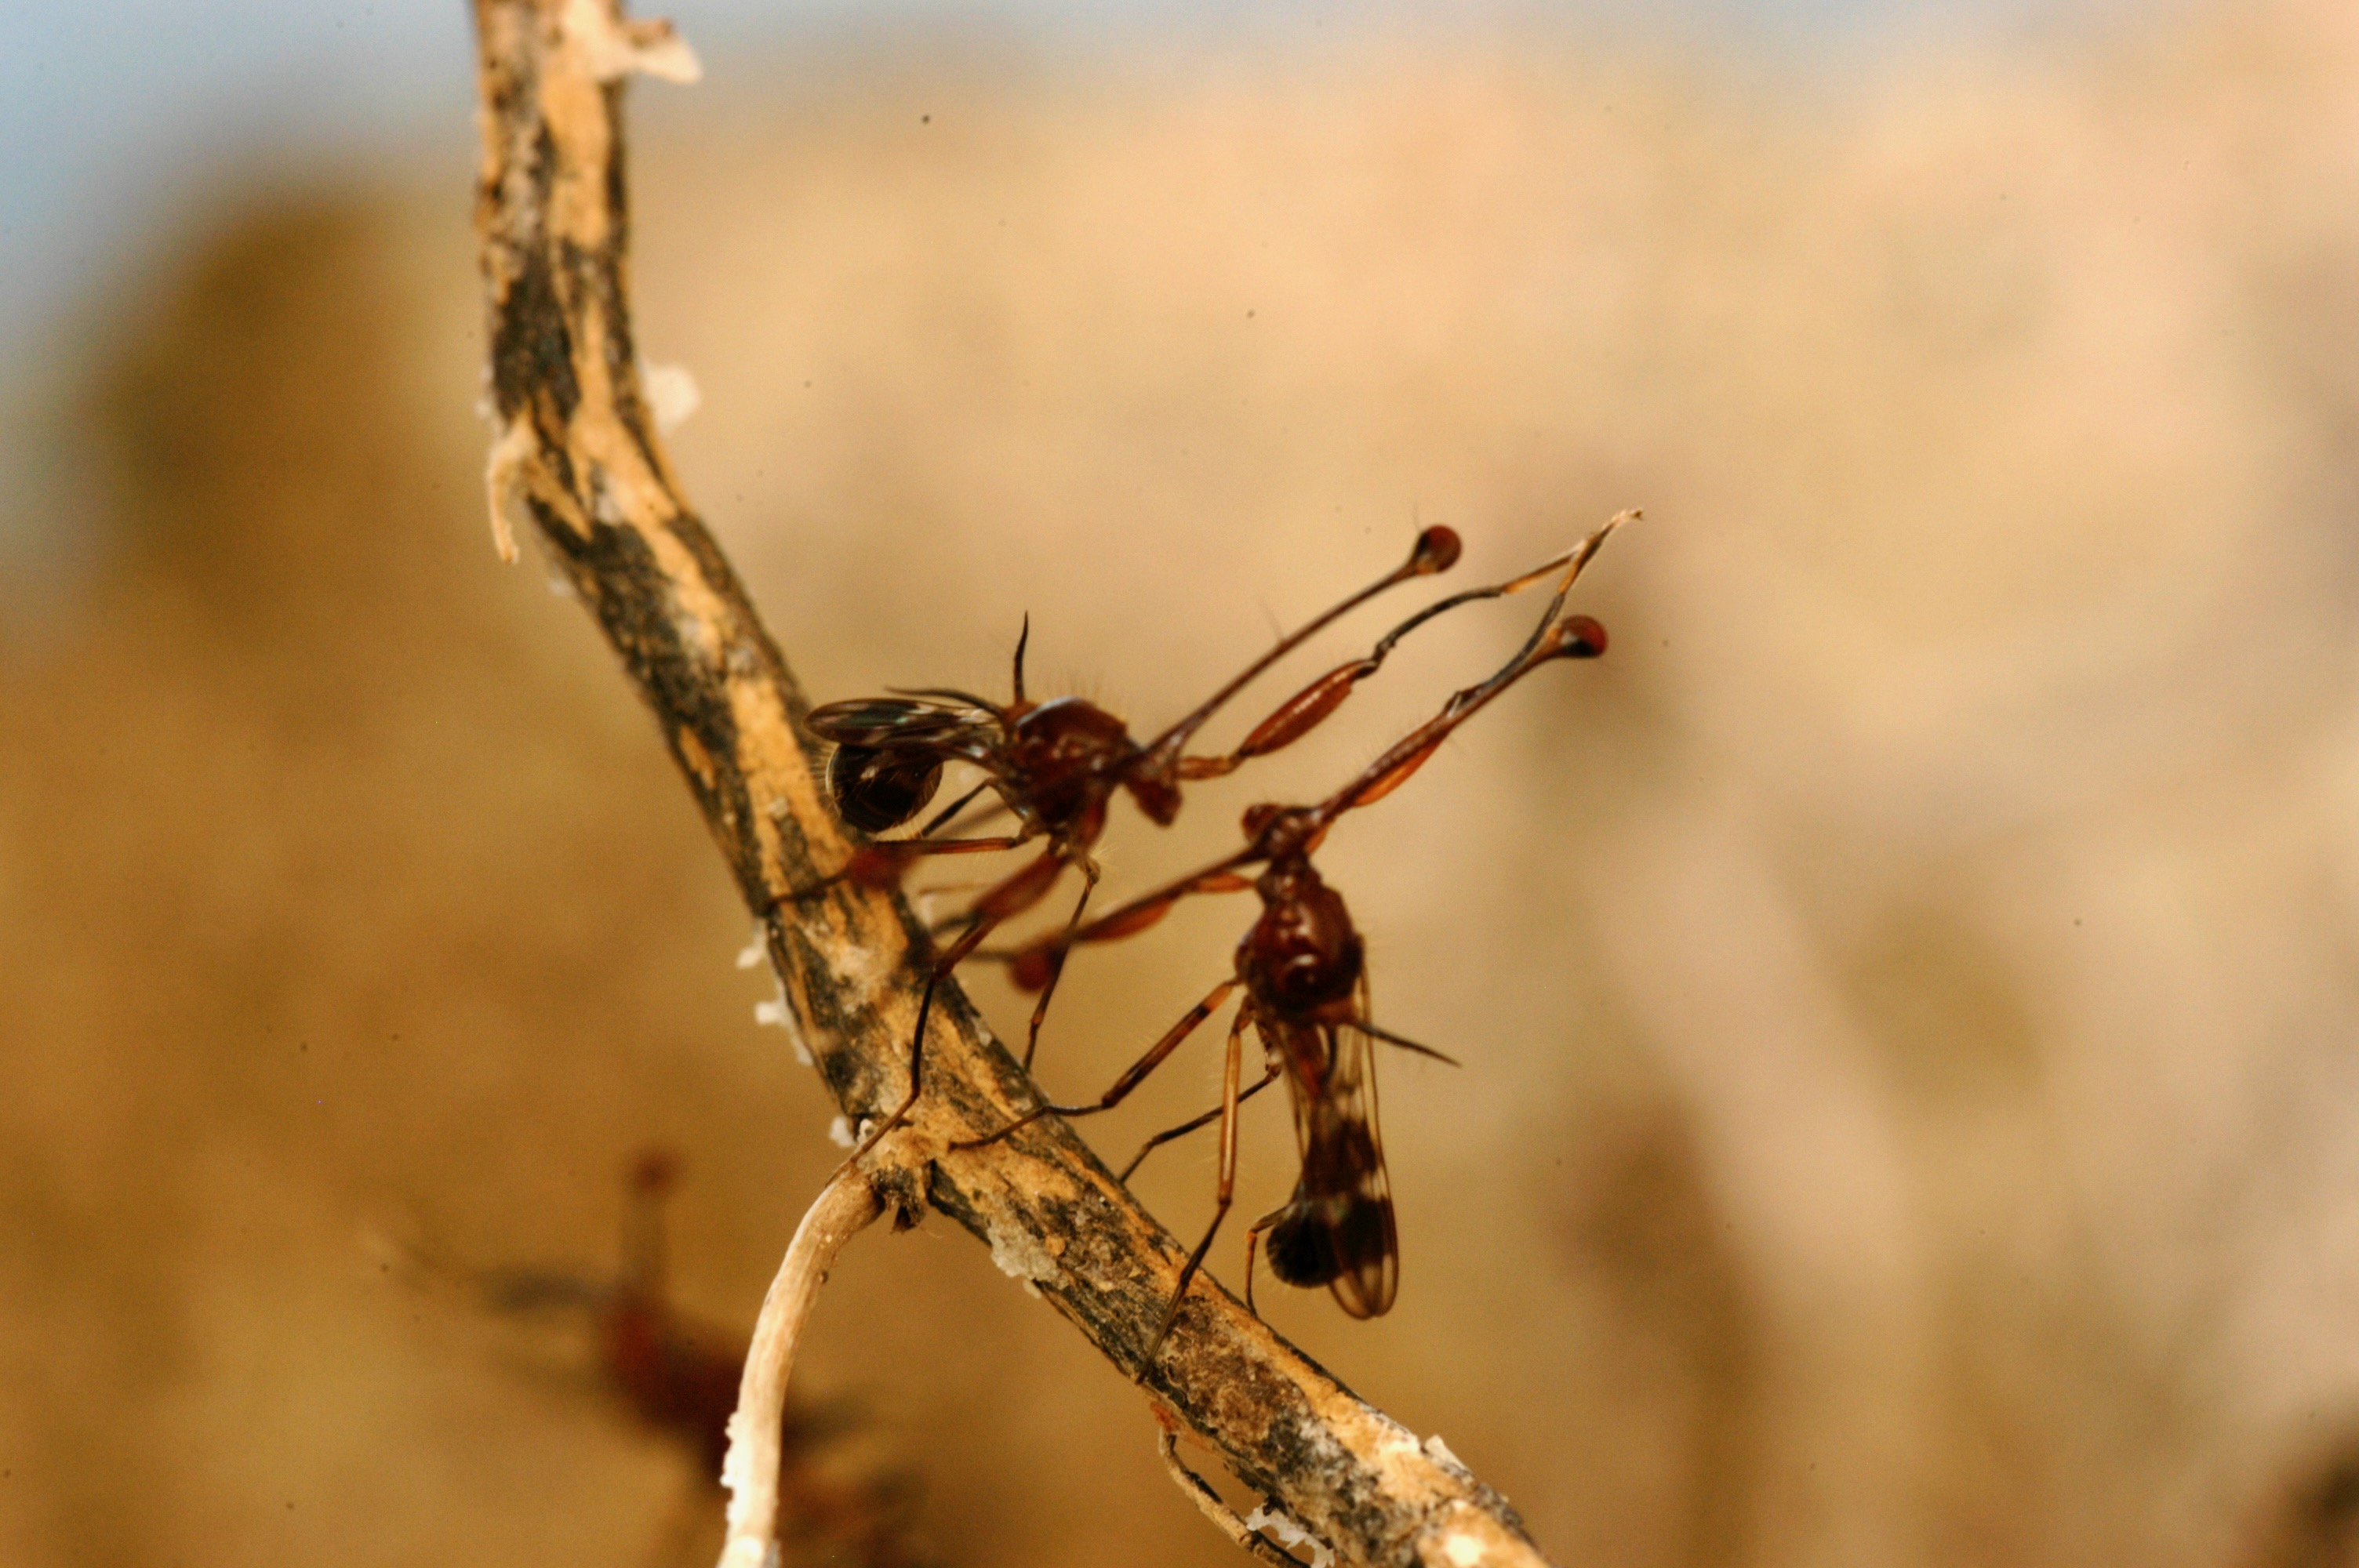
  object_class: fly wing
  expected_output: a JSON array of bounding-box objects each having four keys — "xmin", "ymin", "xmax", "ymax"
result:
[
  {"xmin": 1270, "ymin": 1007, "xmax": 1398, "ymax": 1319},
  {"xmin": 805, "ymin": 697, "xmax": 999, "ymax": 755}
]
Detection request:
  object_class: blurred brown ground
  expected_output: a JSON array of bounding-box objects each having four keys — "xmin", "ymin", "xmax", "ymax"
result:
[{"xmin": 5, "ymin": 3, "xmax": 2359, "ymax": 1564}]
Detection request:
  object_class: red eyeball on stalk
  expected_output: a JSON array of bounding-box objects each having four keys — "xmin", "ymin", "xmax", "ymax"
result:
[
  {"xmin": 1410, "ymin": 524, "xmax": 1463, "ymax": 575},
  {"xmin": 1558, "ymin": 614, "xmax": 1608, "ymax": 659}
]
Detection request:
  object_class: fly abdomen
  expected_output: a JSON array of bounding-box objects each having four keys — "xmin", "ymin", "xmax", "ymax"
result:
[
  {"xmin": 1264, "ymin": 1185, "xmax": 1397, "ymax": 1318},
  {"xmin": 1264, "ymin": 1198, "xmax": 1347, "ymax": 1287},
  {"xmin": 827, "ymin": 744, "xmax": 944, "ymax": 834}
]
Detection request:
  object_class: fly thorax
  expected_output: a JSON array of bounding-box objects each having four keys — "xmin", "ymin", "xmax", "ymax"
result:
[
  {"xmin": 1241, "ymin": 866, "xmax": 1364, "ymax": 1017},
  {"xmin": 1009, "ymin": 697, "xmax": 1132, "ymax": 830}
]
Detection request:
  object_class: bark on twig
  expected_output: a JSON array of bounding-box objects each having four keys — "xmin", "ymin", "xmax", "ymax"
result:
[{"xmin": 468, "ymin": 4, "xmax": 1558, "ymax": 1564}]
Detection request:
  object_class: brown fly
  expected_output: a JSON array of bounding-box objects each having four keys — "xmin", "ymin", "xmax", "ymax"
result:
[
  {"xmin": 961, "ymin": 515, "xmax": 1623, "ymax": 1366},
  {"xmin": 802, "ymin": 526, "xmax": 1460, "ymax": 1093}
]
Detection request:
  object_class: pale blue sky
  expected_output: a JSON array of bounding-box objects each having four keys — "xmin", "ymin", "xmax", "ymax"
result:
[{"xmin": 0, "ymin": 0, "xmax": 2129, "ymax": 381}]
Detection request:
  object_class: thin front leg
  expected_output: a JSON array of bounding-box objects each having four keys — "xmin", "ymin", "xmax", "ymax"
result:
[
  {"xmin": 1021, "ymin": 855, "xmax": 1101, "ymax": 1070},
  {"xmin": 950, "ymin": 976, "xmax": 1238, "ymax": 1152},
  {"xmin": 842, "ymin": 961, "xmax": 945, "ymax": 1167},
  {"xmin": 910, "ymin": 778, "xmax": 998, "ymax": 840},
  {"xmin": 1117, "ymin": 1058, "xmax": 1282, "ymax": 1182},
  {"xmin": 868, "ymin": 833, "xmax": 1031, "ymax": 859},
  {"xmin": 1140, "ymin": 1007, "xmax": 1249, "ymax": 1373},
  {"xmin": 780, "ymin": 827, "xmax": 1038, "ymax": 907}
]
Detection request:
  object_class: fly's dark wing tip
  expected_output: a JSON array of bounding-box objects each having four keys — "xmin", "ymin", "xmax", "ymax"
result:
[{"xmin": 1332, "ymin": 1232, "xmax": 1399, "ymax": 1318}]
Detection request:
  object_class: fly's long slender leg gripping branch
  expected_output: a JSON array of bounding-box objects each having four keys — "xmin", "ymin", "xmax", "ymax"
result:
[{"xmin": 468, "ymin": 4, "xmax": 1558, "ymax": 1564}]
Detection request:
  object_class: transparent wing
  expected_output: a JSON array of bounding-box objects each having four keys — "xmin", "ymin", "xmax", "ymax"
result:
[
  {"xmin": 1268, "ymin": 1000, "xmax": 1399, "ymax": 1319},
  {"xmin": 805, "ymin": 696, "xmax": 998, "ymax": 753}
]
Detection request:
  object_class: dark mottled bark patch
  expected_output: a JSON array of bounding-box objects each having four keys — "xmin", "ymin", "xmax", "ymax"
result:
[
  {"xmin": 489, "ymin": 239, "xmax": 580, "ymax": 426},
  {"xmin": 557, "ymin": 234, "xmax": 634, "ymax": 421},
  {"xmin": 485, "ymin": 122, "xmax": 580, "ymax": 427},
  {"xmin": 542, "ymin": 505, "xmax": 769, "ymax": 903}
]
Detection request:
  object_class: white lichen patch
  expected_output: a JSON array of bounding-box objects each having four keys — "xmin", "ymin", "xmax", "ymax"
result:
[
  {"xmin": 753, "ymin": 969, "xmax": 816, "ymax": 1066},
  {"xmin": 827, "ymin": 1116, "xmax": 855, "ymax": 1149},
  {"xmin": 714, "ymin": 1541, "xmax": 775, "ymax": 1568},
  {"xmin": 828, "ymin": 934, "xmax": 896, "ymax": 996},
  {"xmin": 717, "ymin": 1410, "xmax": 782, "ymax": 1568},
  {"xmin": 642, "ymin": 361, "xmax": 702, "ymax": 431},
  {"xmin": 1241, "ymin": 1504, "xmax": 1334, "ymax": 1568},
  {"xmin": 718, "ymin": 1406, "xmax": 756, "ymax": 1511},
  {"xmin": 1440, "ymin": 1532, "xmax": 1487, "ymax": 1568},
  {"xmin": 985, "ymin": 1216, "xmax": 1058, "ymax": 1297},
  {"xmin": 672, "ymin": 610, "xmax": 722, "ymax": 668},
  {"xmin": 1367, "ymin": 1412, "xmax": 1432, "ymax": 1486}
]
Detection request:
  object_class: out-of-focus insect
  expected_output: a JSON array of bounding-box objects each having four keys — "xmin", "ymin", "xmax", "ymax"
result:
[
  {"xmin": 965, "ymin": 517, "xmax": 1622, "ymax": 1364},
  {"xmin": 802, "ymin": 525, "xmax": 1464, "ymax": 1083},
  {"xmin": 431, "ymin": 1150, "xmax": 930, "ymax": 1567}
]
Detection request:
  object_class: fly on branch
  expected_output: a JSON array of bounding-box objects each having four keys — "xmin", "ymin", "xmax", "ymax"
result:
[
  {"xmin": 958, "ymin": 514, "xmax": 1625, "ymax": 1370},
  {"xmin": 801, "ymin": 524, "xmax": 1462, "ymax": 1095}
]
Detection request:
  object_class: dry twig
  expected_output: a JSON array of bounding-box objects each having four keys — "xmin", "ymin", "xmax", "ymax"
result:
[
  {"xmin": 719, "ymin": 1159, "xmax": 887, "ymax": 1568},
  {"xmin": 468, "ymin": 3, "xmax": 1559, "ymax": 1563},
  {"xmin": 1158, "ymin": 1425, "xmax": 1316, "ymax": 1568}
]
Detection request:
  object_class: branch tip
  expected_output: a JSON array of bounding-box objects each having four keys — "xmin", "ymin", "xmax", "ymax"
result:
[{"xmin": 562, "ymin": 0, "xmax": 702, "ymax": 84}]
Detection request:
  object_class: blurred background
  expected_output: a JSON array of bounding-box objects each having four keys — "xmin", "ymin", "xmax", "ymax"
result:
[{"xmin": 6, "ymin": 0, "xmax": 2359, "ymax": 1564}]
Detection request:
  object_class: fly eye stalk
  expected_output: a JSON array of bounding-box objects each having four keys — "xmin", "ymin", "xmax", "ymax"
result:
[
  {"xmin": 1123, "ymin": 774, "xmax": 1182, "ymax": 827},
  {"xmin": 1408, "ymin": 525, "xmax": 1463, "ymax": 575}
]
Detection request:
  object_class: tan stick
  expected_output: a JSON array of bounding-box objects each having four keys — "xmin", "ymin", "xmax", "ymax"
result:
[
  {"xmin": 717, "ymin": 1162, "xmax": 885, "ymax": 1568},
  {"xmin": 467, "ymin": 3, "xmax": 1561, "ymax": 1563}
]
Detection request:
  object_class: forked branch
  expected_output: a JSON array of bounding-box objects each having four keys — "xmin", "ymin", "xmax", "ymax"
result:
[{"xmin": 467, "ymin": 4, "xmax": 1557, "ymax": 1564}]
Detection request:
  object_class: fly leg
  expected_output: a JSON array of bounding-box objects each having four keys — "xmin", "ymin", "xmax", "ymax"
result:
[
  {"xmin": 1116, "ymin": 1059, "xmax": 1281, "ymax": 1182},
  {"xmin": 1238, "ymin": 1205, "xmax": 1292, "ymax": 1319},
  {"xmin": 951, "ymin": 977, "xmax": 1238, "ymax": 1152},
  {"xmin": 1140, "ymin": 1007, "xmax": 1249, "ymax": 1375},
  {"xmin": 1020, "ymin": 855, "xmax": 1100, "ymax": 1070},
  {"xmin": 845, "ymin": 845, "xmax": 1068, "ymax": 1164}
]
